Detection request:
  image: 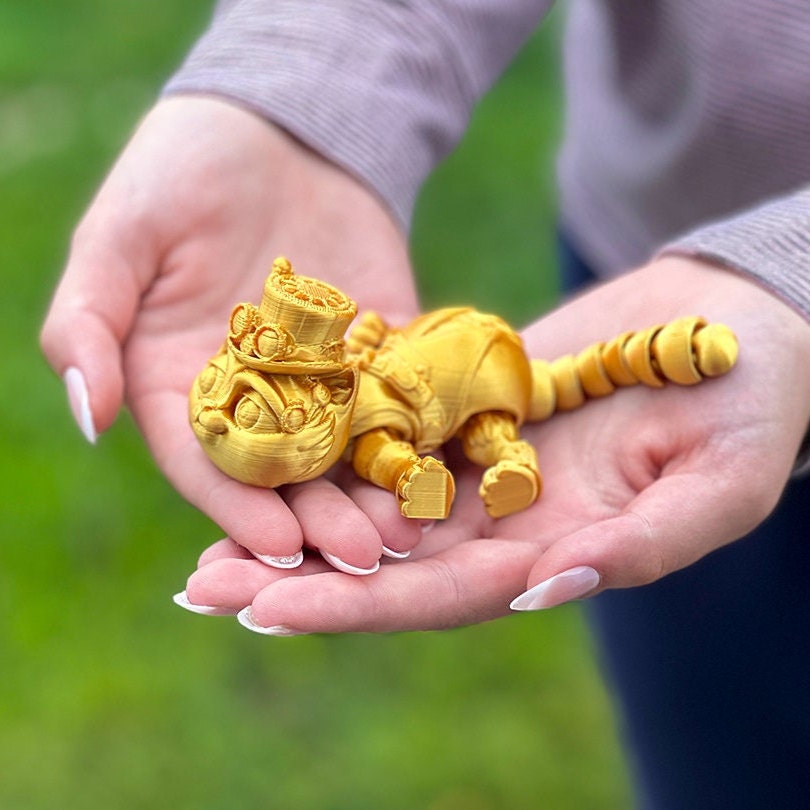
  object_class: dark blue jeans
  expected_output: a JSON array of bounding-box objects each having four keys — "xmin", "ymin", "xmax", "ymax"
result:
[{"xmin": 557, "ymin": 236, "xmax": 810, "ymax": 810}]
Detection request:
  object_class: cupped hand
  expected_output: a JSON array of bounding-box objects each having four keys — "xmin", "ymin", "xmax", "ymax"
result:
[
  {"xmin": 41, "ymin": 95, "xmax": 423, "ymax": 571},
  {"xmin": 178, "ymin": 257, "xmax": 810, "ymax": 633}
]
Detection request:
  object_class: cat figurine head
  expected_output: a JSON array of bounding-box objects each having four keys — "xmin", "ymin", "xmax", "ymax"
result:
[{"xmin": 189, "ymin": 257, "xmax": 359, "ymax": 488}]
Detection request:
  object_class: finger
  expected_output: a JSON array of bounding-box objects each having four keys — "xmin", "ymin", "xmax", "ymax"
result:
[
  {"xmin": 335, "ymin": 467, "xmax": 423, "ymax": 557},
  {"xmin": 178, "ymin": 555, "xmax": 331, "ymax": 615},
  {"xmin": 132, "ymin": 383, "xmax": 306, "ymax": 558},
  {"xmin": 280, "ymin": 478, "xmax": 386, "ymax": 573},
  {"xmin": 169, "ymin": 439, "xmax": 306, "ymax": 561},
  {"xmin": 240, "ymin": 536, "xmax": 539, "ymax": 634},
  {"xmin": 514, "ymin": 465, "xmax": 784, "ymax": 610},
  {"xmin": 40, "ymin": 217, "xmax": 153, "ymax": 436},
  {"xmin": 196, "ymin": 537, "xmax": 253, "ymax": 568},
  {"xmin": 189, "ymin": 557, "xmax": 330, "ymax": 608}
]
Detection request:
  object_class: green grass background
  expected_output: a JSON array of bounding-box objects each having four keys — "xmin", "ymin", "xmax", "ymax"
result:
[{"xmin": 0, "ymin": 2, "xmax": 632, "ymax": 807}]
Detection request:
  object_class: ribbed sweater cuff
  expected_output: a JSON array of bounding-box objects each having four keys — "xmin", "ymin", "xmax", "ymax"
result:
[{"xmin": 661, "ymin": 191, "xmax": 810, "ymax": 324}]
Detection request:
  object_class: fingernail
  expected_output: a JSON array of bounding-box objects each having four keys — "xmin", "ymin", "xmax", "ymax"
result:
[
  {"xmin": 381, "ymin": 545, "xmax": 411, "ymax": 559},
  {"xmin": 510, "ymin": 566, "xmax": 601, "ymax": 611},
  {"xmin": 236, "ymin": 607, "xmax": 306, "ymax": 636},
  {"xmin": 172, "ymin": 590, "xmax": 239, "ymax": 616},
  {"xmin": 252, "ymin": 550, "xmax": 304, "ymax": 569},
  {"xmin": 320, "ymin": 550, "xmax": 380, "ymax": 576},
  {"xmin": 63, "ymin": 366, "xmax": 97, "ymax": 444},
  {"xmin": 421, "ymin": 520, "xmax": 436, "ymax": 534}
]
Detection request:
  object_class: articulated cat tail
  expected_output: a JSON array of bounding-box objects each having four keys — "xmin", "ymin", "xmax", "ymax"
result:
[{"xmin": 528, "ymin": 316, "xmax": 739, "ymax": 422}]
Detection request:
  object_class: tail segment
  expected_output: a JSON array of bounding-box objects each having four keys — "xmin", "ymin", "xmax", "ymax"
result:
[{"xmin": 529, "ymin": 316, "xmax": 738, "ymax": 421}]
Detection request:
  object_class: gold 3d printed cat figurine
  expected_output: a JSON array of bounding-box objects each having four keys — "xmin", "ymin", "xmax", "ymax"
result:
[{"xmin": 189, "ymin": 257, "xmax": 738, "ymax": 520}]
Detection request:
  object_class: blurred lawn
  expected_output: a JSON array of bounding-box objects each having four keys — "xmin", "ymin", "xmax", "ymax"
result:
[{"xmin": 0, "ymin": 2, "xmax": 631, "ymax": 808}]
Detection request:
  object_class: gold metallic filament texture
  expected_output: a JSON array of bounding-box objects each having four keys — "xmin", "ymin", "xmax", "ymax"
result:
[{"xmin": 190, "ymin": 260, "xmax": 739, "ymax": 520}]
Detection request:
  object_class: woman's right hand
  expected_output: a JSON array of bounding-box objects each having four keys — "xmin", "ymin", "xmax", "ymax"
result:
[{"xmin": 40, "ymin": 95, "xmax": 424, "ymax": 573}]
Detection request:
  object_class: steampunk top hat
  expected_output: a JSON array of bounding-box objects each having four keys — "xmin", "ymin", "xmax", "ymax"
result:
[{"xmin": 227, "ymin": 256, "xmax": 357, "ymax": 376}]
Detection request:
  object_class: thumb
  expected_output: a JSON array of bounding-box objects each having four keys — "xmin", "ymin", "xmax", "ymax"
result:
[
  {"xmin": 510, "ymin": 466, "xmax": 783, "ymax": 611},
  {"xmin": 40, "ymin": 218, "xmax": 152, "ymax": 440}
]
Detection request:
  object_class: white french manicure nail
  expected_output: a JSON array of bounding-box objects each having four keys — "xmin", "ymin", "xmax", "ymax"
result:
[
  {"xmin": 381, "ymin": 545, "xmax": 411, "ymax": 559},
  {"xmin": 63, "ymin": 366, "xmax": 97, "ymax": 444},
  {"xmin": 172, "ymin": 590, "xmax": 239, "ymax": 616},
  {"xmin": 252, "ymin": 550, "xmax": 304, "ymax": 569},
  {"xmin": 236, "ymin": 607, "xmax": 305, "ymax": 636},
  {"xmin": 320, "ymin": 550, "xmax": 380, "ymax": 576},
  {"xmin": 510, "ymin": 566, "xmax": 601, "ymax": 611}
]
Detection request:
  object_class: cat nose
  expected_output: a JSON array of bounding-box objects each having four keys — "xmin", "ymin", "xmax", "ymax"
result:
[{"xmin": 197, "ymin": 407, "xmax": 228, "ymax": 434}]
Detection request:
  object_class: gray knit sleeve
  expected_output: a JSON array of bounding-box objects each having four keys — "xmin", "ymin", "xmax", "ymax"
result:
[
  {"xmin": 662, "ymin": 190, "xmax": 810, "ymax": 324},
  {"xmin": 163, "ymin": 0, "xmax": 550, "ymax": 229}
]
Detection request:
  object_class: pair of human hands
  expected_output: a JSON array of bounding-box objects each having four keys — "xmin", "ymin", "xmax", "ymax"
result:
[{"xmin": 41, "ymin": 96, "xmax": 810, "ymax": 635}]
